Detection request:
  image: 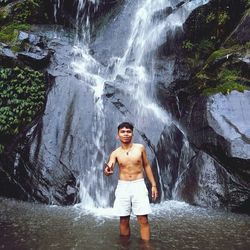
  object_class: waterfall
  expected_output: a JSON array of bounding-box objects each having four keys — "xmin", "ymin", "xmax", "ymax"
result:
[{"xmin": 42, "ymin": 0, "xmax": 210, "ymax": 208}]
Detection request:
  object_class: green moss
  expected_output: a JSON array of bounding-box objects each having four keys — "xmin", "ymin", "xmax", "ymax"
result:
[
  {"xmin": 197, "ymin": 39, "xmax": 215, "ymax": 55},
  {"xmin": 206, "ymin": 48, "xmax": 231, "ymax": 65},
  {"xmin": 0, "ymin": 23, "xmax": 31, "ymax": 44},
  {"xmin": 203, "ymin": 81, "xmax": 248, "ymax": 96},
  {"xmin": 0, "ymin": 8, "xmax": 8, "ymax": 21},
  {"xmin": 219, "ymin": 69, "xmax": 238, "ymax": 83},
  {"xmin": 246, "ymin": 41, "xmax": 250, "ymax": 48},
  {"xmin": 196, "ymin": 72, "xmax": 210, "ymax": 81},
  {"xmin": 202, "ymin": 69, "xmax": 249, "ymax": 96},
  {"xmin": 0, "ymin": 66, "xmax": 46, "ymax": 152}
]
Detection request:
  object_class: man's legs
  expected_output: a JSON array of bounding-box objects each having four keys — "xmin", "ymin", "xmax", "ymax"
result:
[
  {"xmin": 137, "ymin": 215, "xmax": 150, "ymax": 241},
  {"xmin": 120, "ymin": 216, "xmax": 130, "ymax": 237}
]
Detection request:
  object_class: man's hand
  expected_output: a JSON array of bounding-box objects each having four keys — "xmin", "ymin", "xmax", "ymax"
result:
[
  {"xmin": 104, "ymin": 163, "xmax": 114, "ymax": 176},
  {"xmin": 151, "ymin": 186, "xmax": 158, "ymax": 201}
]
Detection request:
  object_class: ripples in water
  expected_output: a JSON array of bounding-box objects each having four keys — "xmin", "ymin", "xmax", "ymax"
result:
[{"xmin": 0, "ymin": 198, "xmax": 250, "ymax": 250}]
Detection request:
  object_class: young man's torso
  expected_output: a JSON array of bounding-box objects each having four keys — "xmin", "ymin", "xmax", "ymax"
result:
[{"xmin": 113, "ymin": 143, "xmax": 144, "ymax": 181}]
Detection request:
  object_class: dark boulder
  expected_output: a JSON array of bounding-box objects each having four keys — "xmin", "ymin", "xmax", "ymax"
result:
[
  {"xmin": 0, "ymin": 150, "xmax": 79, "ymax": 205},
  {"xmin": 0, "ymin": 31, "xmax": 52, "ymax": 69},
  {"xmin": 0, "ymin": 43, "xmax": 18, "ymax": 67},
  {"xmin": 224, "ymin": 9, "xmax": 250, "ymax": 46},
  {"xmin": 173, "ymin": 150, "xmax": 250, "ymax": 212},
  {"xmin": 17, "ymin": 50, "xmax": 51, "ymax": 69}
]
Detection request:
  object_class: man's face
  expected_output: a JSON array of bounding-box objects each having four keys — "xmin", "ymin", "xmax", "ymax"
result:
[{"xmin": 117, "ymin": 127, "xmax": 133, "ymax": 143}]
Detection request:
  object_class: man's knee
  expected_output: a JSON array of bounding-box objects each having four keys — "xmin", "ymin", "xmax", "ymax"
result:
[
  {"xmin": 137, "ymin": 215, "xmax": 149, "ymax": 226},
  {"xmin": 120, "ymin": 216, "xmax": 130, "ymax": 237},
  {"xmin": 120, "ymin": 216, "xmax": 130, "ymax": 226}
]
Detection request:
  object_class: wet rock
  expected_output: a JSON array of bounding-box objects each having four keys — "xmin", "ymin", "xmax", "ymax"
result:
[
  {"xmin": 152, "ymin": 123, "xmax": 189, "ymax": 200},
  {"xmin": 151, "ymin": 7, "xmax": 173, "ymax": 22},
  {"xmin": 207, "ymin": 91, "xmax": 250, "ymax": 160},
  {"xmin": 18, "ymin": 31, "xmax": 29, "ymax": 41},
  {"xmin": 0, "ymin": 43, "xmax": 18, "ymax": 67},
  {"xmin": 0, "ymin": 30, "xmax": 51, "ymax": 69},
  {"xmin": 173, "ymin": 150, "xmax": 250, "ymax": 211},
  {"xmin": 17, "ymin": 50, "xmax": 51, "ymax": 69},
  {"xmin": 177, "ymin": 91, "xmax": 250, "ymax": 212},
  {"xmin": 0, "ymin": 150, "xmax": 80, "ymax": 205},
  {"xmin": 18, "ymin": 31, "xmax": 44, "ymax": 46},
  {"xmin": 224, "ymin": 9, "xmax": 250, "ymax": 45}
]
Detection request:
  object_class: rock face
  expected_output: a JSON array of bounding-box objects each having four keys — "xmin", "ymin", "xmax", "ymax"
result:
[
  {"xmin": 172, "ymin": 92, "xmax": 250, "ymax": 212},
  {"xmin": 154, "ymin": 0, "xmax": 250, "ymax": 213},
  {"xmin": 173, "ymin": 150, "xmax": 250, "ymax": 211},
  {"xmin": 206, "ymin": 91, "xmax": 250, "ymax": 162},
  {"xmin": 0, "ymin": 43, "xmax": 17, "ymax": 67},
  {"xmin": 49, "ymin": 0, "xmax": 124, "ymax": 26},
  {"xmin": 153, "ymin": 89, "xmax": 250, "ymax": 213},
  {"xmin": 0, "ymin": 31, "xmax": 52, "ymax": 69}
]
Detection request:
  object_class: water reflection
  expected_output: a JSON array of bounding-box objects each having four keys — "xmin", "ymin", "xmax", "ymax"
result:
[{"xmin": 0, "ymin": 198, "xmax": 250, "ymax": 250}]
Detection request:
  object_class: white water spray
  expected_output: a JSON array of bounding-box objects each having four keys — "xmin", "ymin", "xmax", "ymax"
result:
[{"xmin": 70, "ymin": 0, "xmax": 210, "ymax": 209}]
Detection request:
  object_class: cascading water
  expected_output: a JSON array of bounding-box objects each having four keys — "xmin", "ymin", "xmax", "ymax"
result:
[{"xmin": 49, "ymin": 0, "xmax": 210, "ymax": 209}]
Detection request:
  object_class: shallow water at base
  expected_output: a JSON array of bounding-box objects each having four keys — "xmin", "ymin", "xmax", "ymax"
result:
[{"xmin": 0, "ymin": 198, "xmax": 250, "ymax": 250}]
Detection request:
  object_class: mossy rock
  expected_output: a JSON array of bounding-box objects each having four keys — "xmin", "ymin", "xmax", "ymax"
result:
[
  {"xmin": 0, "ymin": 23, "xmax": 31, "ymax": 45},
  {"xmin": 184, "ymin": 0, "xmax": 247, "ymax": 44},
  {"xmin": 0, "ymin": 0, "xmax": 49, "ymax": 46},
  {"xmin": 181, "ymin": 0, "xmax": 248, "ymax": 68},
  {"xmin": 0, "ymin": 0, "xmax": 49, "ymax": 26},
  {"xmin": 0, "ymin": 0, "xmax": 14, "ymax": 24}
]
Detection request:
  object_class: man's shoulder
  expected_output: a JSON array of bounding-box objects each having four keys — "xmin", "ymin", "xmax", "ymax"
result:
[
  {"xmin": 134, "ymin": 143, "xmax": 144, "ymax": 149},
  {"xmin": 112, "ymin": 147, "xmax": 121, "ymax": 155}
]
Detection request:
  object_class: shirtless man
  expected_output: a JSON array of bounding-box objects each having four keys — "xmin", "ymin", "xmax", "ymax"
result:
[{"xmin": 104, "ymin": 122, "xmax": 158, "ymax": 241}]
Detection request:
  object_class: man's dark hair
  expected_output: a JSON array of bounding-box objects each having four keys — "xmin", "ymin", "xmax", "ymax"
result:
[{"xmin": 117, "ymin": 122, "xmax": 134, "ymax": 132}]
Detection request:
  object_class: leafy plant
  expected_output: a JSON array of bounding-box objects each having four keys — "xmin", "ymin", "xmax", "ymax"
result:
[
  {"xmin": 203, "ymin": 81, "xmax": 247, "ymax": 96},
  {"xmin": 182, "ymin": 40, "xmax": 194, "ymax": 50},
  {"xmin": 218, "ymin": 11, "xmax": 229, "ymax": 26},
  {"xmin": 205, "ymin": 48, "xmax": 232, "ymax": 65},
  {"xmin": 0, "ymin": 66, "xmax": 46, "ymax": 153},
  {"xmin": 206, "ymin": 12, "xmax": 216, "ymax": 23},
  {"xmin": 202, "ymin": 69, "xmax": 249, "ymax": 96}
]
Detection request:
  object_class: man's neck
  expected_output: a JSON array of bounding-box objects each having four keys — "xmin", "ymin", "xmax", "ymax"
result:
[{"xmin": 121, "ymin": 142, "xmax": 133, "ymax": 150}]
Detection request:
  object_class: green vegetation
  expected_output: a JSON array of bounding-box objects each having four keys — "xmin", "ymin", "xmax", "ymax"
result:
[
  {"xmin": 0, "ymin": 23, "xmax": 31, "ymax": 44},
  {"xmin": 0, "ymin": 0, "xmax": 47, "ymax": 46},
  {"xmin": 12, "ymin": 0, "xmax": 40, "ymax": 23},
  {"xmin": 0, "ymin": 66, "xmax": 45, "ymax": 152},
  {"xmin": 246, "ymin": 0, "xmax": 250, "ymax": 8},
  {"xmin": 0, "ymin": 0, "xmax": 50, "ymax": 153},
  {"xmin": 202, "ymin": 69, "xmax": 249, "ymax": 96},
  {"xmin": 205, "ymin": 48, "xmax": 232, "ymax": 65},
  {"xmin": 182, "ymin": 40, "xmax": 194, "ymax": 50},
  {"xmin": 203, "ymin": 81, "xmax": 247, "ymax": 96}
]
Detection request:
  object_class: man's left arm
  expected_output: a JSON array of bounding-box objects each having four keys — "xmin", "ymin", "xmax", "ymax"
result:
[{"xmin": 141, "ymin": 145, "xmax": 158, "ymax": 200}]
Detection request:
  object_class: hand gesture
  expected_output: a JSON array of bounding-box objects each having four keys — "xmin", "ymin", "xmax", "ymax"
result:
[{"xmin": 104, "ymin": 163, "xmax": 114, "ymax": 176}]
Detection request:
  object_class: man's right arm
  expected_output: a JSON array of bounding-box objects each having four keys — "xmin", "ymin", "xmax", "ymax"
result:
[{"xmin": 104, "ymin": 151, "xmax": 116, "ymax": 176}]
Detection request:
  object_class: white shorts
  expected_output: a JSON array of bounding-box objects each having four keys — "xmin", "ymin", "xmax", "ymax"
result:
[{"xmin": 113, "ymin": 179, "xmax": 152, "ymax": 216}]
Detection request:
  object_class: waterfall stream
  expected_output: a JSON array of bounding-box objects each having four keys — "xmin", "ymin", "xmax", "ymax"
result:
[
  {"xmin": 71, "ymin": 0, "xmax": 209, "ymax": 208},
  {"xmin": 45, "ymin": 0, "xmax": 210, "ymax": 209}
]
